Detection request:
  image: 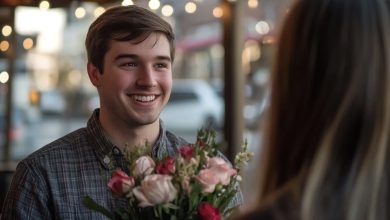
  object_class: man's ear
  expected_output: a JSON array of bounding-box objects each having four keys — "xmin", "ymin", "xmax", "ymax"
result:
[{"xmin": 87, "ymin": 62, "xmax": 102, "ymax": 87}]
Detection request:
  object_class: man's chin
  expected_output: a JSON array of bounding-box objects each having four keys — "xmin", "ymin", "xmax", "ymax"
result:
[{"xmin": 133, "ymin": 117, "xmax": 159, "ymax": 127}]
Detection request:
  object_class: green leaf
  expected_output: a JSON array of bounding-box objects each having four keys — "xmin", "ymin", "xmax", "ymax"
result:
[{"xmin": 83, "ymin": 196, "xmax": 115, "ymax": 219}]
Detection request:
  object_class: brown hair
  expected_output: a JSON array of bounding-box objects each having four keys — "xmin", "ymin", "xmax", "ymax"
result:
[
  {"xmin": 85, "ymin": 5, "xmax": 175, "ymax": 73},
  {"xmin": 258, "ymin": 0, "xmax": 390, "ymax": 219}
]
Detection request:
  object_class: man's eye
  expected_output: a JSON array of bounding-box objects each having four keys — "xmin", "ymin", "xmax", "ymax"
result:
[
  {"xmin": 122, "ymin": 62, "xmax": 137, "ymax": 67},
  {"xmin": 155, "ymin": 63, "xmax": 168, "ymax": 69}
]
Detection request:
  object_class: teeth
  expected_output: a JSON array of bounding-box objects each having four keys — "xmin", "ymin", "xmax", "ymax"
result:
[{"xmin": 133, "ymin": 95, "xmax": 156, "ymax": 102}]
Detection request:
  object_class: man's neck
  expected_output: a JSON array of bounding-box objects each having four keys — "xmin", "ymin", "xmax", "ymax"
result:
[{"xmin": 98, "ymin": 114, "xmax": 160, "ymax": 150}]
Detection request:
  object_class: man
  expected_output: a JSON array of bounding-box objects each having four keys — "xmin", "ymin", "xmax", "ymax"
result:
[{"xmin": 1, "ymin": 5, "xmax": 241, "ymax": 219}]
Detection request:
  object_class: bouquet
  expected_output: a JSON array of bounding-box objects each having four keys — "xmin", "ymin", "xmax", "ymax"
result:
[{"xmin": 84, "ymin": 129, "xmax": 253, "ymax": 220}]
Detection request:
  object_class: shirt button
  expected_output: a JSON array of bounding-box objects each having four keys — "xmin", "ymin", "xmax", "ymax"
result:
[
  {"xmin": 103, "ymin": 156, "xmax": 111, "ymax": 164},
  {"xmin": 113, "ymin": 148, "xmax": 120, "ymax": 155}
]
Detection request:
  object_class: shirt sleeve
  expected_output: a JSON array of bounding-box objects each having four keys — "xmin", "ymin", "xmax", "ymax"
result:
[{"xmin": 1, "ymin": 161, "xmax": 53, "ymax": 219}]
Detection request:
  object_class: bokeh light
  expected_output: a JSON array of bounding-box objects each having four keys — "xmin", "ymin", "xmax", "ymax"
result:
[
  {"xmin": 39, "ymin": 0, "xmax": 50, "ymax": 10},
  {"xmin": 0, "ymin": 40, "xmax": 10, "ymax": 52},
  {"xmin": 2, "ymin": 25, "xmax": 12, "ymax": 37},
  {"xmin": 23, "ymin": 38, "xmax": 34, "ymax": 50},
  {"xmin": 94, "ymin": 7, "xmax": 105, "ymax": 17},
  {"xmin": 0, "ymin": 71, "xmax": 9, "ymax": 84},
  {"xmin": 213, "ymin": 7, "xmax": 223, "ymax": 18},
  {"xmin": 161, "ymin": 5, "xmax": 174, "ymax": 17},
  {"xmin": 185, "ymin": 2, "xmax": 197, "ymax": 14},
  {"xmin": 75, "ymin": 7, "xmax": 86, "ymax": 19}
]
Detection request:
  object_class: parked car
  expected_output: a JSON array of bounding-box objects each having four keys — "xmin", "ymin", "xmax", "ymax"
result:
[{"xmin": 160, "ymin": 79, "xmax": 224, "ymax": 133}]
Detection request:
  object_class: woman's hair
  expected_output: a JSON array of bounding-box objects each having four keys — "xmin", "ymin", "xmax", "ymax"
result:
[
  {"xmin": 85, "ymin": 5, "xmax": 175, "ymax": 73},
  {"xmin": 258, "ymin": 0, "xmax": 390, "ymax": 219}
]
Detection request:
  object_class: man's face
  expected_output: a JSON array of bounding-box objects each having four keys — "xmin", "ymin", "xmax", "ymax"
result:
[{"xmin": 95, "ymin": 33, "xmax": 172, "ymax": 127}]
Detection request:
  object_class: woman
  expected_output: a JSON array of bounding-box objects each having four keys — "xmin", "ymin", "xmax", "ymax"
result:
[{"xmin": 237, "ymin": 0, "xmax": 390, "ymax": 219}]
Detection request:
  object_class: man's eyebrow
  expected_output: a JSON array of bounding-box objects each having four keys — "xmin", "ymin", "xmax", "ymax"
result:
[
  {"xmin": 115, "ymin": 54, "xmax": 138, "ymax": 61},
  {"xmin": 155, "ymin": 55, "xmax": 171, "ymax": 62},
  {"xmin": 115, "ymin": 54, "xmax": 171, "ymax": 62}
]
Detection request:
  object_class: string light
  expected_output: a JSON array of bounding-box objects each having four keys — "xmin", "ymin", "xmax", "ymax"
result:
[
  {"xmin": 23, "ymin": 38, "xmax": 34, "ymax": 50},
  {"xmin": 0, "ymin": 71, "xmax": 9, "ymax": 84},
  {"xmin": 185, "ymin": 2, "xmax": 197, "ymax": 14},
  {"xmin": 149, "ymin": 0, "xmax": 161, "ymax": 10},
  {"xmin": 0, "ymin": 40, "xmax": 9, "ymax": 52},
  {"xmin": 39, "ymin": 0, "xmax": 50, "ymax": 10},
  {"xmin": 2, "ymin": 25, "xmax": 12, "ymax": 37},
  {"xmin": 94, "ymin": 7, "xmax": 105, "ymax": 17},
  {"xmin": 255, "ymin": 21, "xmax": 270, "ymax": 35},
  {"xmin": 161, "ymin": 4, "xmax": 174, "ymax": 17},
  {"xmin": 213, "ymin": 6, "xmax": 223, "ymax": 18},
  {"xmin": 75, "ymin": 6, "xmax": 86, "ymax": 19},
  {"xmin": 248, "ymin": 0, "xmax": 258, "ymax": 8},
  {"xmin": 121, "ymin": 0, "xmax": 134, "ymax": 6}
]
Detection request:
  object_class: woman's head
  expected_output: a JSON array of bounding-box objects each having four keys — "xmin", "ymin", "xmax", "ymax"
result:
[
  {"xmin": 260, "ymin": 0, "xmax": 390, "ymax": 219},
  {"xmin": 85, "ymin": 5, "xmax": 175, "ymax": 73}
]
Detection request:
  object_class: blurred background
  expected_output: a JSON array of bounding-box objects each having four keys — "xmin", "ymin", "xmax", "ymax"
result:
[{"xmin": 0, "ymin": 0, "xmax": 293, "ymax": 211}]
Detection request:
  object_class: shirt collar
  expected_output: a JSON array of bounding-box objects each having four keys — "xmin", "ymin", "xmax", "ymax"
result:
[
  {"xmin": 86, "ymin": 109, "xmax": 115, "ymax": 169},
  {"xmin": 86, "ymin": 109, "xmax": 171, "ymax": 169}
]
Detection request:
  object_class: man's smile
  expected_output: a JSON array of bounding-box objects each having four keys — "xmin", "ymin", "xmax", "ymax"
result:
[{"xmin": 132, "ymin": 94, "xmax": 157, "ymax": 103}]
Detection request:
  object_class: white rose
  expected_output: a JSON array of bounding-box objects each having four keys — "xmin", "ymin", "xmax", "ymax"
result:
[
  {"xmin": 133, "ymin": 156, "xmax": 156, "ymax": 177},
  {"xmin": 132, "ymin": 174, "xmax": 178, "ymax": 207}
]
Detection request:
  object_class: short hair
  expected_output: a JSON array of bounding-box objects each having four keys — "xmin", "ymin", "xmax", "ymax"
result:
[{"xmin": 85, "ymin": 5, "xmax": 175, "ymax": 73}]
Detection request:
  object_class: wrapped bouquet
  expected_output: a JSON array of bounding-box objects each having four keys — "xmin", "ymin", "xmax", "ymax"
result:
[{"xmin": 84, "ymin": 129, "xmax": 253, "ymax": 220}]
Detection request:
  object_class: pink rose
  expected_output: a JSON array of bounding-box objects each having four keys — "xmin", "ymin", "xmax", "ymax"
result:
[
  {"xmin": 179, "ymin": 145, "xmax": 194, "ymax": 160},
  {"xmin": 132, "ymin": 174, "xmax": 178, "ymax": 207},
  {"xmin": 133, "ymin": 156, "xmax": 155, "ymax": 176},
  {"xmin": 196, "ymin": 168, "xmax": 220, "ymax": 193},
  {"xmin": 156, "ymin": 156, "xmax": 176, "ymax": 175},
  {"xmin": 196, "ymin": 157, "xmax": 237, "ymax": 193},
  {"xmin": 207, "ymin": 157, "xmax": 226, "ymax": 167},
  {"xmin": 197, "ymin": 202, "xmax": 221, "ymax": 220},
  {"xmin": 107, "ymin": 169, "xmax": 135, "ymax": 195}
]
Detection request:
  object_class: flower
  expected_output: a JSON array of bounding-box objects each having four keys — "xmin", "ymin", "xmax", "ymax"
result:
[
  {"xmin": 179, "ymin": 145, "xmax": 194, "ymax": 160},
  {"xmin": 107, "ymin": 169, "xmax": 135, "ymax": 196},
  {"xmin": 155, "ymin": 156, "xmax": 176, "ymax": 174},
  {"xmin": 133, "ymin": 155, "xmax": 155, "ymax": 176},
  {"xmin": 196, "ymin": 156, "xmax": 237, "ymax": 193},
  {"xmin": 83, "ymin": 129, "xmax": 252, "ymax": 220},
  {"xmin": 195, "ymin": 169, "xmax": 221, "ymax": 193},
  {"xmin": 206, "ymin": 157, "xmax": 226, "ymax": 167},
  {"xmin": 197, "ymin": 202, "xmax": 221, "ymax": 220},
  {"xmin": 132, "ymin": 174, "xmax": 178, "ymax": 207}
]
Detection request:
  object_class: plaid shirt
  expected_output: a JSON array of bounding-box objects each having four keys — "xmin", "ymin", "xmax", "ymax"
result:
[{"xmin": 1, "ymin": 109, "xmax": 242, "ymax": 219}]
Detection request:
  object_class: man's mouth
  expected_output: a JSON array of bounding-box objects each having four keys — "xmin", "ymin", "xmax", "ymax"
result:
[{"xmin": 133, "ymin": 95, "xmax": 156, "ymax": 103}]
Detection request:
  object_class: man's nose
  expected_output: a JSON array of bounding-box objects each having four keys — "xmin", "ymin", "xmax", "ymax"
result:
[{"xmin": 136, "ymin": 65, "xmax": 156, "ymax": 87}]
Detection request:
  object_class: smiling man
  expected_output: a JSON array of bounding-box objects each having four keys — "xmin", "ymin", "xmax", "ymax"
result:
[
  {"xmin": 1, "ymin": 6, "xmax": 186, "ymax": 219},
  {"xmin": 88, "ymin": 31, "xmax": 173, "ymax": 150},
  {"xmin": 1, "ymin": 5, "xmax": 242, "ymax": 219}
]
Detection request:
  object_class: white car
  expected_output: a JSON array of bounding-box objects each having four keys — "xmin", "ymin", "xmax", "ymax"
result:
[{"xmin": 160, "ymin": 79, "xmax": 224, "ymax": 133}]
